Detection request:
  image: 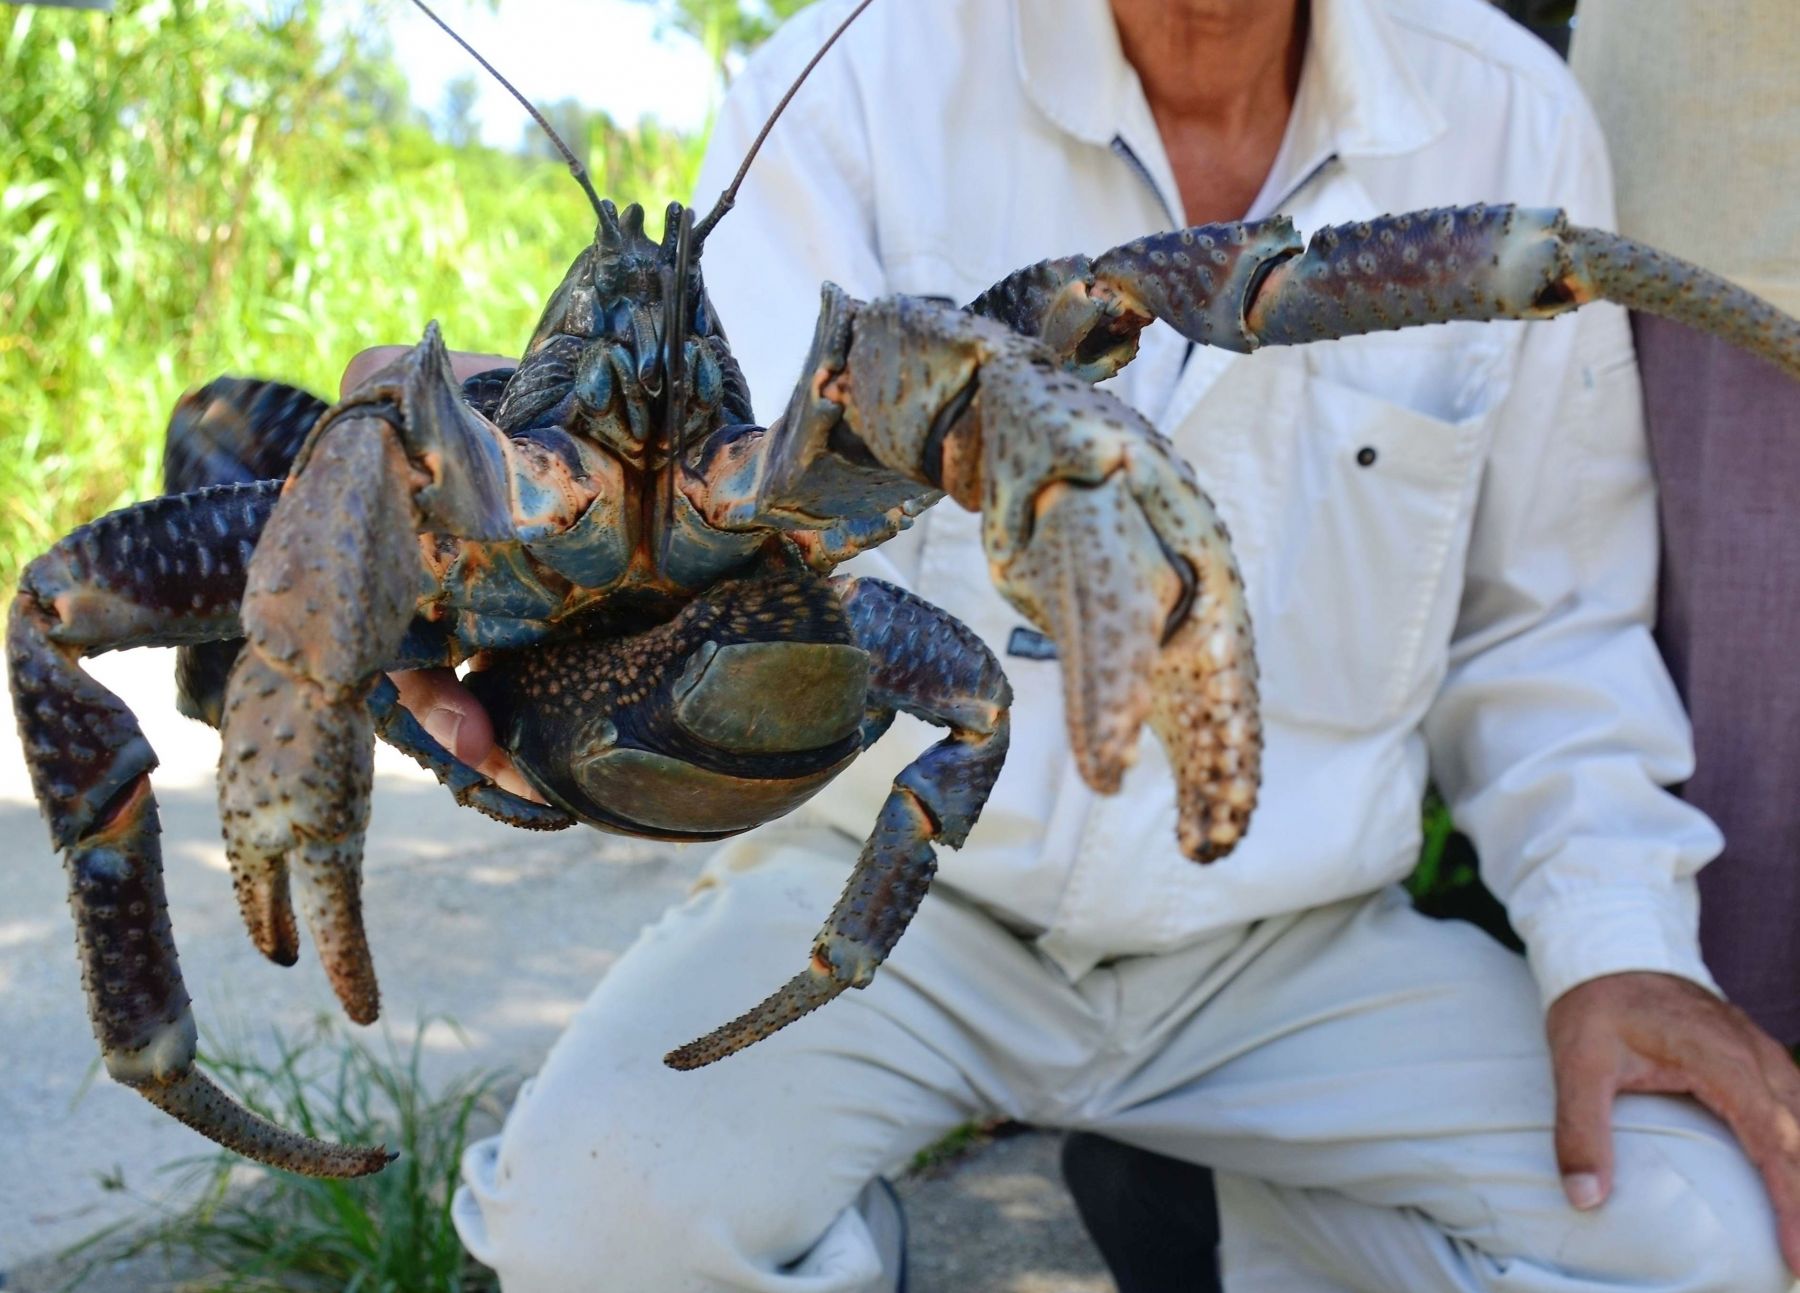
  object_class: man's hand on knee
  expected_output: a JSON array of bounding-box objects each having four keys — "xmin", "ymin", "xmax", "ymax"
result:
[{"xmin": 1547, "ymin": 971, "xmax": 1800, "ymax": 1274}]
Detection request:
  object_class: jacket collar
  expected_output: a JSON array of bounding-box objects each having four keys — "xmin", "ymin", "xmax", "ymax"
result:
[{"xmin": 1012, "ymin": 0, "xmax": 1446, "ymax": 164}]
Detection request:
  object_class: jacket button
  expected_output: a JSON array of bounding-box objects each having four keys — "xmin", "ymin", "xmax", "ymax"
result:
[{"xmin": 1355, "ymin": 446, "xmax": 1378, "ymax": 467}]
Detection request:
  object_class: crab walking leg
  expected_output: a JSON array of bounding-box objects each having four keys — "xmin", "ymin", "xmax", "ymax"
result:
[
  {"xmin": 666, "ymin": 577, "xmax": 1010, "ymax": 1070},
  {"xmin": 1236, "ymin": 208, "xmax": 1800, "ymax": 376},
  {"xmin": 966, "ymin": 221, "xmax": 1298, "ymax": 381},
  {"xmin": 163, "ymin": 377, "xmax": 331, "ymax": 727},
  {"xmin": 970, "ymin": 205, "xmax": 1800, "ymax": 384},
  {"xmin": 6, "ymin": 487, "xmax": 391, "ymax": 1177}
]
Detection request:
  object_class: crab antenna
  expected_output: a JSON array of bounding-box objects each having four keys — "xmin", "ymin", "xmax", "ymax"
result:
[
  {"xmin": 656, "ymin": 204, "xmax": 697, "ymax": 572},
  {"xmin": 409, "ymin": 0, "xmax": 607, "ymax": 223},
  {"xmin": 692, "ymin": 0, "xmax": 881, "ymax": 244}
]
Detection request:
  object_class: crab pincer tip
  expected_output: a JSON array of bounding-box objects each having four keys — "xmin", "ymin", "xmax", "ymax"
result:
[
  {"xmin": 139, "ymin": 1068, "xmax": 395, "ymax": 1178},
  {"xmin": 664, "ymin": 967, "xmax": 843, "ymax": 1070}
]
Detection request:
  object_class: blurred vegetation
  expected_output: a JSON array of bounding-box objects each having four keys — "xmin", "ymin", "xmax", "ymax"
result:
[
  {"xmin": 0, "ymin": 0, "xmax": 728, "ymax": 589},
  {"xmin": 1408, "ymin": 791, "xmax": 1518, "ymax": 951},
  {"xmin": 629, "ymin": 0, "xmax": 810, "ymax": 85}
]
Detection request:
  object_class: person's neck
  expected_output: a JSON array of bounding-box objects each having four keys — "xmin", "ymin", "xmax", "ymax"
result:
[{"xmin": 1110, "ymin": 0, "xmax": 1307, "ymax": 225}]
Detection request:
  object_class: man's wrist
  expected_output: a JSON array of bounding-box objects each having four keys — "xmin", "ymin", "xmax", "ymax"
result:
[{"xmin": 1515, "ymin": 885, "xmax": 1719, "ymax": 1009}]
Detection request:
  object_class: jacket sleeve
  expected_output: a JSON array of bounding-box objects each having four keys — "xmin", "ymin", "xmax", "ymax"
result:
[{"xmin": 1419, "ymin": 105, "xmax": 1724, "ymax": 1009}]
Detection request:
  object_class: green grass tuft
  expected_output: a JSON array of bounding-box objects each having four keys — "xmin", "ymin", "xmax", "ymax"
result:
[{"xmin": 57, "ymin": 1016, "xmax": 507, "ymax": 1293}]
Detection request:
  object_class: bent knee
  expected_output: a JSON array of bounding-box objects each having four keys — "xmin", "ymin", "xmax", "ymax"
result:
[
  {"xmin": 455, "ymin": 1071, "xmax": 872, "ymax": 1291},
  {"xmin": 454, "ymin": 1085, "xmax": 727, "ymax": 1289},
  {"xmin": 1592, "ymin": 1104, "xmax": 1789, "ymax": 1293}
]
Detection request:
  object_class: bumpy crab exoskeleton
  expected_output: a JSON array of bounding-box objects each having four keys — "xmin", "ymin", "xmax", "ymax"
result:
[
  {"xmin": 8, "ymin": 335, "xmax": 571, "ymax": 1176},
  {"xmin": 672, "ymin": 204, "xmax": 1800, "ymax": 1067},
  {"xmin": 10, "ymin": 203, "xmax": 1798, "ymax": 1177}
]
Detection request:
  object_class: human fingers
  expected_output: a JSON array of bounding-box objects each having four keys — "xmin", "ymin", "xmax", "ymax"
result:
[
  {"xmin": 1660, "ymin": 1018, "xmax": 1800, "ymax": 1274},
  {"xmin": 476, "ymin": 745, "xmax": 544, "ymax": 803},
  {"xmin": 390, "ymin": 668, "xmax": 496, "ymax": 767},
  {"xmin": 389, "ymin": 669, "xmax": 549, "ymax": 806},
  {"xmin": 1547, "ymin": 1013, "xmax": 1620, "ymax": 1211},
  {"xmin": 1750, "ymin": 1030, "xmax": 1800, "ymax": 1274}
]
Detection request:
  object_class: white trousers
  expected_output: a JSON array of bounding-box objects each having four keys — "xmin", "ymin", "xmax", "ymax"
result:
[{"xmin": 452, "ymin": 826, "xmax": 1789, "ymax": 1292}]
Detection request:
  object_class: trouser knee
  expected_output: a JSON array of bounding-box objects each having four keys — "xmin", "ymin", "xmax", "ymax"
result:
[
  {"xmin": 457, "ymin": 1087, "xmax": 737, "ymax": 1290},
  {"xmin": 1591, "ymin": 1102, "xmax": 1789, "ymax": 1293}
]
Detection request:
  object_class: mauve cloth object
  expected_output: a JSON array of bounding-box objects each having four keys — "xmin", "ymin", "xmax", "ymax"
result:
[{"xmin": 1638, "ymin": 313, "xmax": 1800, "ymax": 1044}]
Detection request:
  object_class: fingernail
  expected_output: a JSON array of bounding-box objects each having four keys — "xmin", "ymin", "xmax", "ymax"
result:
[
  {"xmin": 1563, "ymin": 1172, "xmax": 1604, "ymax": 1210},
  {"xmin": 424, "ymin": 706, "xmax": 463, "ymax": 754}
]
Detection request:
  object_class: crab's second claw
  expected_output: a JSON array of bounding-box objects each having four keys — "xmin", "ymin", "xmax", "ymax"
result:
[
  {"xmin": 220, "ymin": 402, "xmax": 424, "ymax": 1025},
  {"xmin": 978, "ymin": 357, "xmax": 1260, "ymax": 861},
  {"xmin": 814, "ymin": 295, "xmax": 1263, "ymax": 860},
  {"xmin": 221, "ymin": 650, "xmax": 383, "ymax": 1024},
  {"xmin": 997, "ymin": 476, "xmax": 1164, "ymax": 793}
]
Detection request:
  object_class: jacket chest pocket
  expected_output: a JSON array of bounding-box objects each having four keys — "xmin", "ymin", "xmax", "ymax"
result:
[{"xmin": 1218, "ymin": 343, "xmax": 1494, "ymax": 733}]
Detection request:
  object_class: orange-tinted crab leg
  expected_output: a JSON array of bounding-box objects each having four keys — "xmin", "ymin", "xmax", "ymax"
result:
[{"xmin": 7, "ymin": 484, "xmax": 393, "ymax": 1177}]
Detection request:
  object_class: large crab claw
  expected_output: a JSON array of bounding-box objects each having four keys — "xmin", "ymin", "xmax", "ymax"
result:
[
  {"xmin": 974, "ymin": 357, "xmax": 1258, "ymax": 859},
  {"xmin": 760, "ymin": 290, "xmax": 1259, "ymax": 860}
]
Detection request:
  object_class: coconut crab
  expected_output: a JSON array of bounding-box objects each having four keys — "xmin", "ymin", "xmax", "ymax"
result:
[{"xmin": 10, "ymin": 6, "xmax": 1800, "ymax": 1181}]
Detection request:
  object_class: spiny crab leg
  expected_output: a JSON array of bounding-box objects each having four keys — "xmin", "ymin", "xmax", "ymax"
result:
[
  {"xmin": 753, "ymin": 204, "xmax": 1800, "ymax": 873},
  {"xmin": 1237, "ymin": 207, "xmax": 1800, "ymax": 376},
  {"xmin": 7, "ymin": 326, "xmax": 542, "ymax": 1178},
  {"xmin": 7, "ymin": 483, "xmax": 393, "ymax": 1177},
  {"xmin": 666, "ymin": 576, "xmax": 1011, "ymax": 1069},
  {"xmin": 993, "ymin": 204, "xmax": 1800, "ymax": 380}
]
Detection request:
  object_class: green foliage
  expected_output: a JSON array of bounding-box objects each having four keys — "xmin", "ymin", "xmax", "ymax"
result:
[
  {"xmin": 1406, "ymin": 790, "xmax": 1520, "ymax": 951},
  {"xmin": 0, "ymin": 0, "xmax": 704, "ymax": 588},
  {"xmin": 909, "ymin": 1119, "xmax": 997, "ymax": 1175},
  {"xmin": 59, "ymin": 1017, "xmax": 506, "ymax": 1292},
  {"xmin": 1405, "ymin": 789, "xmax": 1467, "ymax": 901},
  {"xmin": 629, "ymin": 0, "xmax": 811, "ymax": 89}
]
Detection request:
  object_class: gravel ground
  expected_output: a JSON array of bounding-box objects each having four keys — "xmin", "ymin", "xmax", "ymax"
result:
[
  {"xmin": 1, "ymin": 649, "xmax": 1114, "ymax": 1290},
  {"xmin": 898, "ymin": 1128, "xmax": 1116, "ymax": 1293}
]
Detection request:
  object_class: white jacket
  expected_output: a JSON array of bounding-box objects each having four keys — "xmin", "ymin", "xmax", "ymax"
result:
[{"xmin": 690, "ymin": 0, "xmax": 1723, "ymax": 1005}]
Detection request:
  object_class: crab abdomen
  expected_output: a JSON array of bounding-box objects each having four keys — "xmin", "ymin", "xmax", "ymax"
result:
[{"xmin": 467, "ymin": 558, "xmax": 869, "ymax": 841}]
